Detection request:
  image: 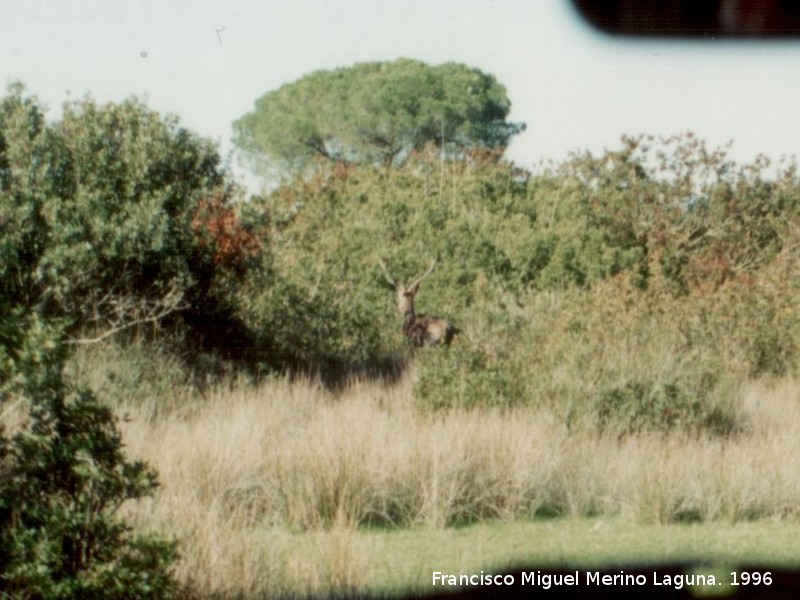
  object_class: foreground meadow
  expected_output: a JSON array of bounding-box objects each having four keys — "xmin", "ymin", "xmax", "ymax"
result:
[{"xmin": 103, "ymin": 371, "xmax": 800, "ymax": 598}]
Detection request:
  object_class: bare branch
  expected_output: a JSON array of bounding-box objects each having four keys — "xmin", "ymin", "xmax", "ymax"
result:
[{"xmin": 69, "ymin": 284, "xmax": 188, "ymax": 345}]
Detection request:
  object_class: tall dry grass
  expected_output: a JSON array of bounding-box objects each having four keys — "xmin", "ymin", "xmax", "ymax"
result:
[{"xmin": 108, "ymin": 372, "xmax": 800, "ymax": 597}]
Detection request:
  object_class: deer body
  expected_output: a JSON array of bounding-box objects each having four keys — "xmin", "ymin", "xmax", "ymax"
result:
[
  {"xmin": 403, "ymin": 312, "xmax": 457, "ymax": 347},
  {"xmin": 380, "ymin": 259, "xmax": 459, "ymax": 347}
]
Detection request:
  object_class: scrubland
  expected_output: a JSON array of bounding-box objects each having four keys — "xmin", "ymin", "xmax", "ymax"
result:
[
  {"xmin": 7, "ymin": 96, "xmax": 800, "ymax": 598},
  {"xmin": 55, "ymin": 339, "xmax": 800, "ymax": 598}
]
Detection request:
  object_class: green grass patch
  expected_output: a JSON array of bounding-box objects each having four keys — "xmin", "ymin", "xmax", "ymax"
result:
[{"xmin": 343, "ymin": 518, "xmax": 800, "ymax": 597}]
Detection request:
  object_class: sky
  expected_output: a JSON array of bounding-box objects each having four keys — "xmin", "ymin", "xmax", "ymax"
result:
[{"xmin": 4, "ymin": 0, "xmax": 800, "ymax": 191}]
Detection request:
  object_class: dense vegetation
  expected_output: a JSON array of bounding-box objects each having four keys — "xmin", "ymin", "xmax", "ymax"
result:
[
  {"xmin": 0, "ymin": 84, "xmax": 198, "ymax": 598},
  {"xmin": 7, "ymin": 80, "xmax": 800, "ymax": 426},
  {"xmin": 0, "ymin": 314, "xmax": 176, "ymax": 599},
  {"xmin": 252, "ymin": 134, "xmax": 800, "ymax": 433},
  {"xmin": 5, "ymin": 76, "xmax": 800, "ymax": 597}
]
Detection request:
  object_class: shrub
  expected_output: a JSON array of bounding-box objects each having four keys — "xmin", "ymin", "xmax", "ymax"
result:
[
  {"xmin": 44, "ymin": 94, "xmax": 242, "ymax": 337},
  {"xmin": 247, "ymin": 277, "xmax": 390, "ymax": 379},
  {"xmin": 0, "ymin": 83, "xmax": 267, "ymax": 356},
  {"xmin": 593, "ymin": 377, "xmax": 735, "ymax": 435},
  {"xmin": 413, "ymin": 342, "xmax": 525, "ymax": 411},
  {"xmin": 0, "ymin": 317, "xmax": 177, "ymax": 600}
]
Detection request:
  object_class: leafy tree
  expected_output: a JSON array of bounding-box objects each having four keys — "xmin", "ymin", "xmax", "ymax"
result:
[
  {"xmin": 0, "ymin": 83, "xmax": 268, "ymax": 351},
  {"xmin": 0, "ymin": 82, "xmax": 52, "ymax": 311},
  {"xmin": 42, "ymin": 94, "xmax": 232, "ymax": 339},
  {"xmin": 233, "ymin": 58, "xmax": 526, "ymax": 177},
  {"xmin": 0, "ymin": 83, "xmax": 177, "ymax": 600}
]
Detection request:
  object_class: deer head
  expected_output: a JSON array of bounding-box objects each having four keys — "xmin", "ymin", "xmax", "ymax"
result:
[
  {"xmin": 377, "ymin": 258, "xmax": 459, "ymax": 347},
  {"xmin": 378, "ymin": 258, "xmax": 437, "ymax": 317}
]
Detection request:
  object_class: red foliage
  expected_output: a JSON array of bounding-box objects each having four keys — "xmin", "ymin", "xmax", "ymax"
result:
[{"xmin": 191, "ymin": 194, "xmax": 262, "ymax": 272}]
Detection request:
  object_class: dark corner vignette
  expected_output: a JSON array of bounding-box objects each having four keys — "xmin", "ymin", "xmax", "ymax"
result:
[{"xmin": 570, "ymin": 0, "xmax": 800, "ymax": 38}]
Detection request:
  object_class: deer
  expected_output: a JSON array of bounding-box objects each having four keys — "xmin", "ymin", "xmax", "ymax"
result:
[{"xmin": 377, "ymin": 258, "xmax": 460, "ymax": 347}]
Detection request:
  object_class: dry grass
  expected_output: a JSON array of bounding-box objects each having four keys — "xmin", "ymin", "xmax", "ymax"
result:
[{"xmin": 106, "ymin": 372, "xmax": 800, "ymax": 597}]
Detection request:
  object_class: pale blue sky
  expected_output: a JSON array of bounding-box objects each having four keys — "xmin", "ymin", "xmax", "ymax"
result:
[{"xmin": 4, "ymin": 1, "xmax": 800, "ymax": 190}]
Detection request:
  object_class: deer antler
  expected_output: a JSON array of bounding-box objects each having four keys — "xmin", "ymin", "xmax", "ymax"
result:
[
  {"xmin": 407, "ymin": 259, "xmax": 438, "ymax": 292},
  {"xmin": 377, "ymin": 258, "xmax": 397, "ymax": 287}
]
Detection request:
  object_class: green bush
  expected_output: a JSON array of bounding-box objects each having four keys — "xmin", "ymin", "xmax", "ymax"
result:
[
  {"xmin": 0, "ymin": 82, "xmax": 52, "ymax": 312},
  {"xmin": 0, "ymin": 83, "xmax": 266, "ymax": 356},
  {"xmin": 0, "ymin": 317, "xmax": 176, "ymax": 600},
  {"xmin": 413, "ymin": 342, "xmax": 525, "ymax": 411},
  {"xmin": 593, "ymin": 377, "xmax": 735, "ymax": 435},
  {"xmin": 42, "ymin": 94, "xmax": 235, "ymax": 331}
]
